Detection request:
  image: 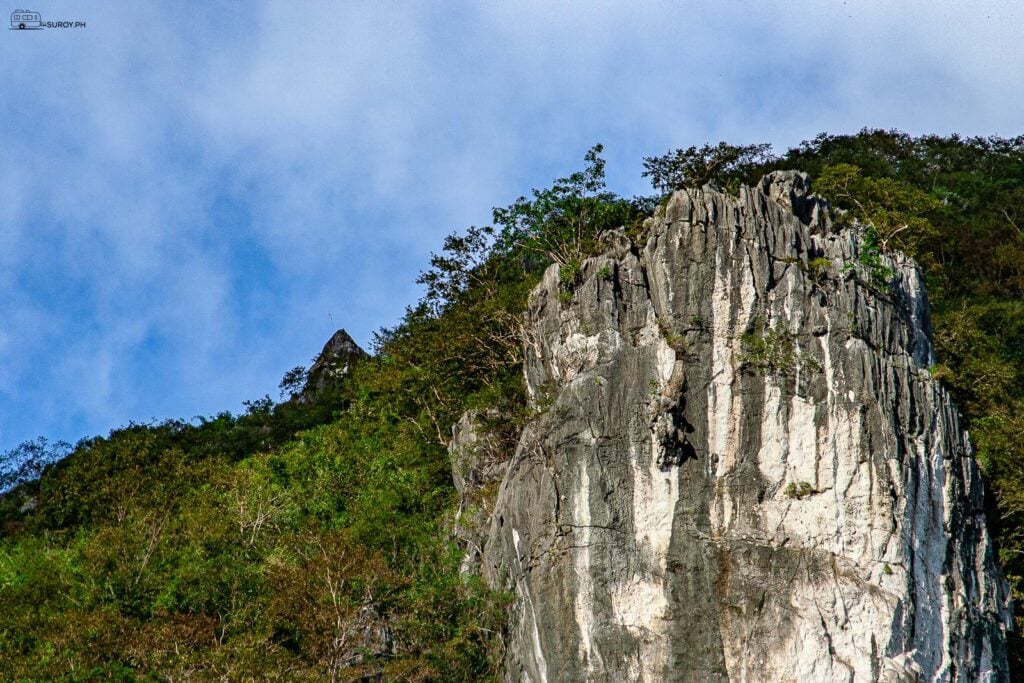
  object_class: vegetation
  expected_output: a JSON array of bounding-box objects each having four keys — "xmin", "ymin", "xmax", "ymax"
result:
[
  {"xmin": 2, "ymin": 130, "xmax": 1024, "ymax": 678},
  {"xmin": 739, "ymin": 320, "xmax": 821, "ymax": 377},
  {"xmin": 642, "ymin": 141, "xmax": 774, "ymax": 195},
  {"xmin": 804, "ymin": 257, "xmax": 833, "ymax": 284},
  {"xmin": 841, "ymin": 223, "xmax": 897, "ymax": 289},
  {"xmin": 492, "ymin": 144, "xmax": 633, "ymax": 267},
  {"xmin": 783, "ymin": 481, "xmax": 815, "ymax": 500}
]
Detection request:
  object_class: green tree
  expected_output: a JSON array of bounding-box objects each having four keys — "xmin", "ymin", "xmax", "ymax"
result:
[
  {"xmin": 815, "ymin": 163, "xmax": 941, "ymax": 256},
  {"xmin": 493, "ymin": 144, "xmax": 632, "ymax": 266},
  {"xmin": 642, "ymin": 141, "xmax": 775, "ymax": 194}
]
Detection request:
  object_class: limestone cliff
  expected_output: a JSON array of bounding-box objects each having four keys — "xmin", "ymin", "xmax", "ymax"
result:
[{"xmin": 453, "ymin": 173, "xmax": 1012, "ymax": 681}]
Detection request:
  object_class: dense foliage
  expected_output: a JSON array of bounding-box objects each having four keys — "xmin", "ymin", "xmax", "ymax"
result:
[
  {"xmin": 642, "ymin": 141, "xmax": 775, "ymax": 194},
  {"xmin": 0, "ymin": 379, "xmax": 511, "ymax": 680},
  {"xmin": 1, "ymin": 131, "xmax": 1022, "ymax": 679}
]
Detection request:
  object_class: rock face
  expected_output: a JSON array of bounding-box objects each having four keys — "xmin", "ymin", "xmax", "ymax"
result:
[
  {"xmin": 302, "ymin": 328, "xmax": 368, "ymax": 397},
  {"xmin": 460, "ymin": 173, "xmax": 1011, "ymax": 681}
]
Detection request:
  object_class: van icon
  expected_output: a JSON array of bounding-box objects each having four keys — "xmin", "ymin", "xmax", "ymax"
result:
[{"xmin": 10, "ymin": 9, "xmax": 42, "ymax": 29}]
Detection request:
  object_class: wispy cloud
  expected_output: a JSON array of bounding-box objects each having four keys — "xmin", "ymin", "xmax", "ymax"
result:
[{"xmin": 0, "ymin": 0, "xmax": 1019, "ymax": 451}]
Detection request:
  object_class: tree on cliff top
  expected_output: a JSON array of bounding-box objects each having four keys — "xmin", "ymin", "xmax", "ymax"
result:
[{"xmin": 642, "ymin": 141, "xmax": 776, "ymax": 194}]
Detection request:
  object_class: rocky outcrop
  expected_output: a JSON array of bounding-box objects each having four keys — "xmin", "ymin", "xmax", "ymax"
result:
[
  {"xmin": 459, "ymin": 173, "xmax": 1011, "ymax": 681},
  {"xmin": 451, "ymin": 410, "xmax": 510, "ymax": 575},
  {"xmin": 302, "ymin": 328, "xmax": 368, "ymax": 398}
]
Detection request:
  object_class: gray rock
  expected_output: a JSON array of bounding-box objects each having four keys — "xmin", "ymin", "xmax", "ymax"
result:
[
  {"xmin": 758, "ymin": 169, "xmax": 831, "ymax": 231},
  {"xmin": 450, "ymin": 410, "xmax": 512, "ymax": 575},
  {"xmin": 302, "ymin": 328, "xmax": 368, "ymax": 397},
  {"xmin": 461, "ymin": 176, "xmax": 1011, "ymax": 681}
]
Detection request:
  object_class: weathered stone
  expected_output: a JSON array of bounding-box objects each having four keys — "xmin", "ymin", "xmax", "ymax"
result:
[
  {"xmin": 302, "ymin": 328, "xmax": 368, "ymax": 397},
  {"xmin": 464, "ymin": 175, "xmax": 1011, "ymax": 681},
  {"xmin": 450, "ymin": 411, "xmax": 512, "ymax": 575}
]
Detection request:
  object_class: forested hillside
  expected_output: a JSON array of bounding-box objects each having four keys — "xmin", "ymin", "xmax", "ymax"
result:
[{"xmin": 1, "ymin": 130, "xmax": 1021, "ymax": 680}]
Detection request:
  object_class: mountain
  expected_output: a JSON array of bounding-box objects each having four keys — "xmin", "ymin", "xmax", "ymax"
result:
[
  {"xmin": 455, "ymin": 172, "xmax": 1011, "ymax": 680},
  {"xmin": 1, "ymin": 132, "xmax": 1021, "ymax": 680}
]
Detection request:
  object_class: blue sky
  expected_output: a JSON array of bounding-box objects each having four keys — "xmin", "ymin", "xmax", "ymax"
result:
[{"xmin": 0, "ymin": 0, "xmax": 1021, "ymax": 453}]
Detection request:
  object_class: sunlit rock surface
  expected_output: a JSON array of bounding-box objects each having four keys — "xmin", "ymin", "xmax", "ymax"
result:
[{"xmin": 458, "ymin": 173, "xmax": 1011, "ymax": 681}]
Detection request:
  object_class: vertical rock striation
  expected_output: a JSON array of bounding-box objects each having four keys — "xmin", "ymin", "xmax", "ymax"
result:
[{"xmin": 459, "ymin": 173, "xmax": 1011, "ymax": 681}]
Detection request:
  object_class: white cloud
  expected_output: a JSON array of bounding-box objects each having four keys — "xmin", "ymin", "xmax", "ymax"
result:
[{"xmin": 0, "ymin": 0, "xmax": 1020, "ymax": 451}]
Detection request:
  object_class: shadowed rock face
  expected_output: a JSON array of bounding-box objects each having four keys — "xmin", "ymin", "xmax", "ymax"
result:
[{"xmin": 455, "ymin": 173, "xmax": 1011, "ymax": 681}]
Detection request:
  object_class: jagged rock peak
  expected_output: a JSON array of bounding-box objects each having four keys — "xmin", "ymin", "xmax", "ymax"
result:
[
  {"xmin": 457, "ymin": 174, "xmax": 1011, "ymax": 681},
  {"xmin": 303, "ymin": 328, "xmax": 368, "ymax": 396},
  {"xmin": 758, "ymin": 169, "xmax": 832, "ymax": 230}
]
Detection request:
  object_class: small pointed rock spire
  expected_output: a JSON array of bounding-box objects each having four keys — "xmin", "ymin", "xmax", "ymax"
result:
[{"xmin": 302, "ymin": 328, "xmax": 368, "ymax": 397}]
